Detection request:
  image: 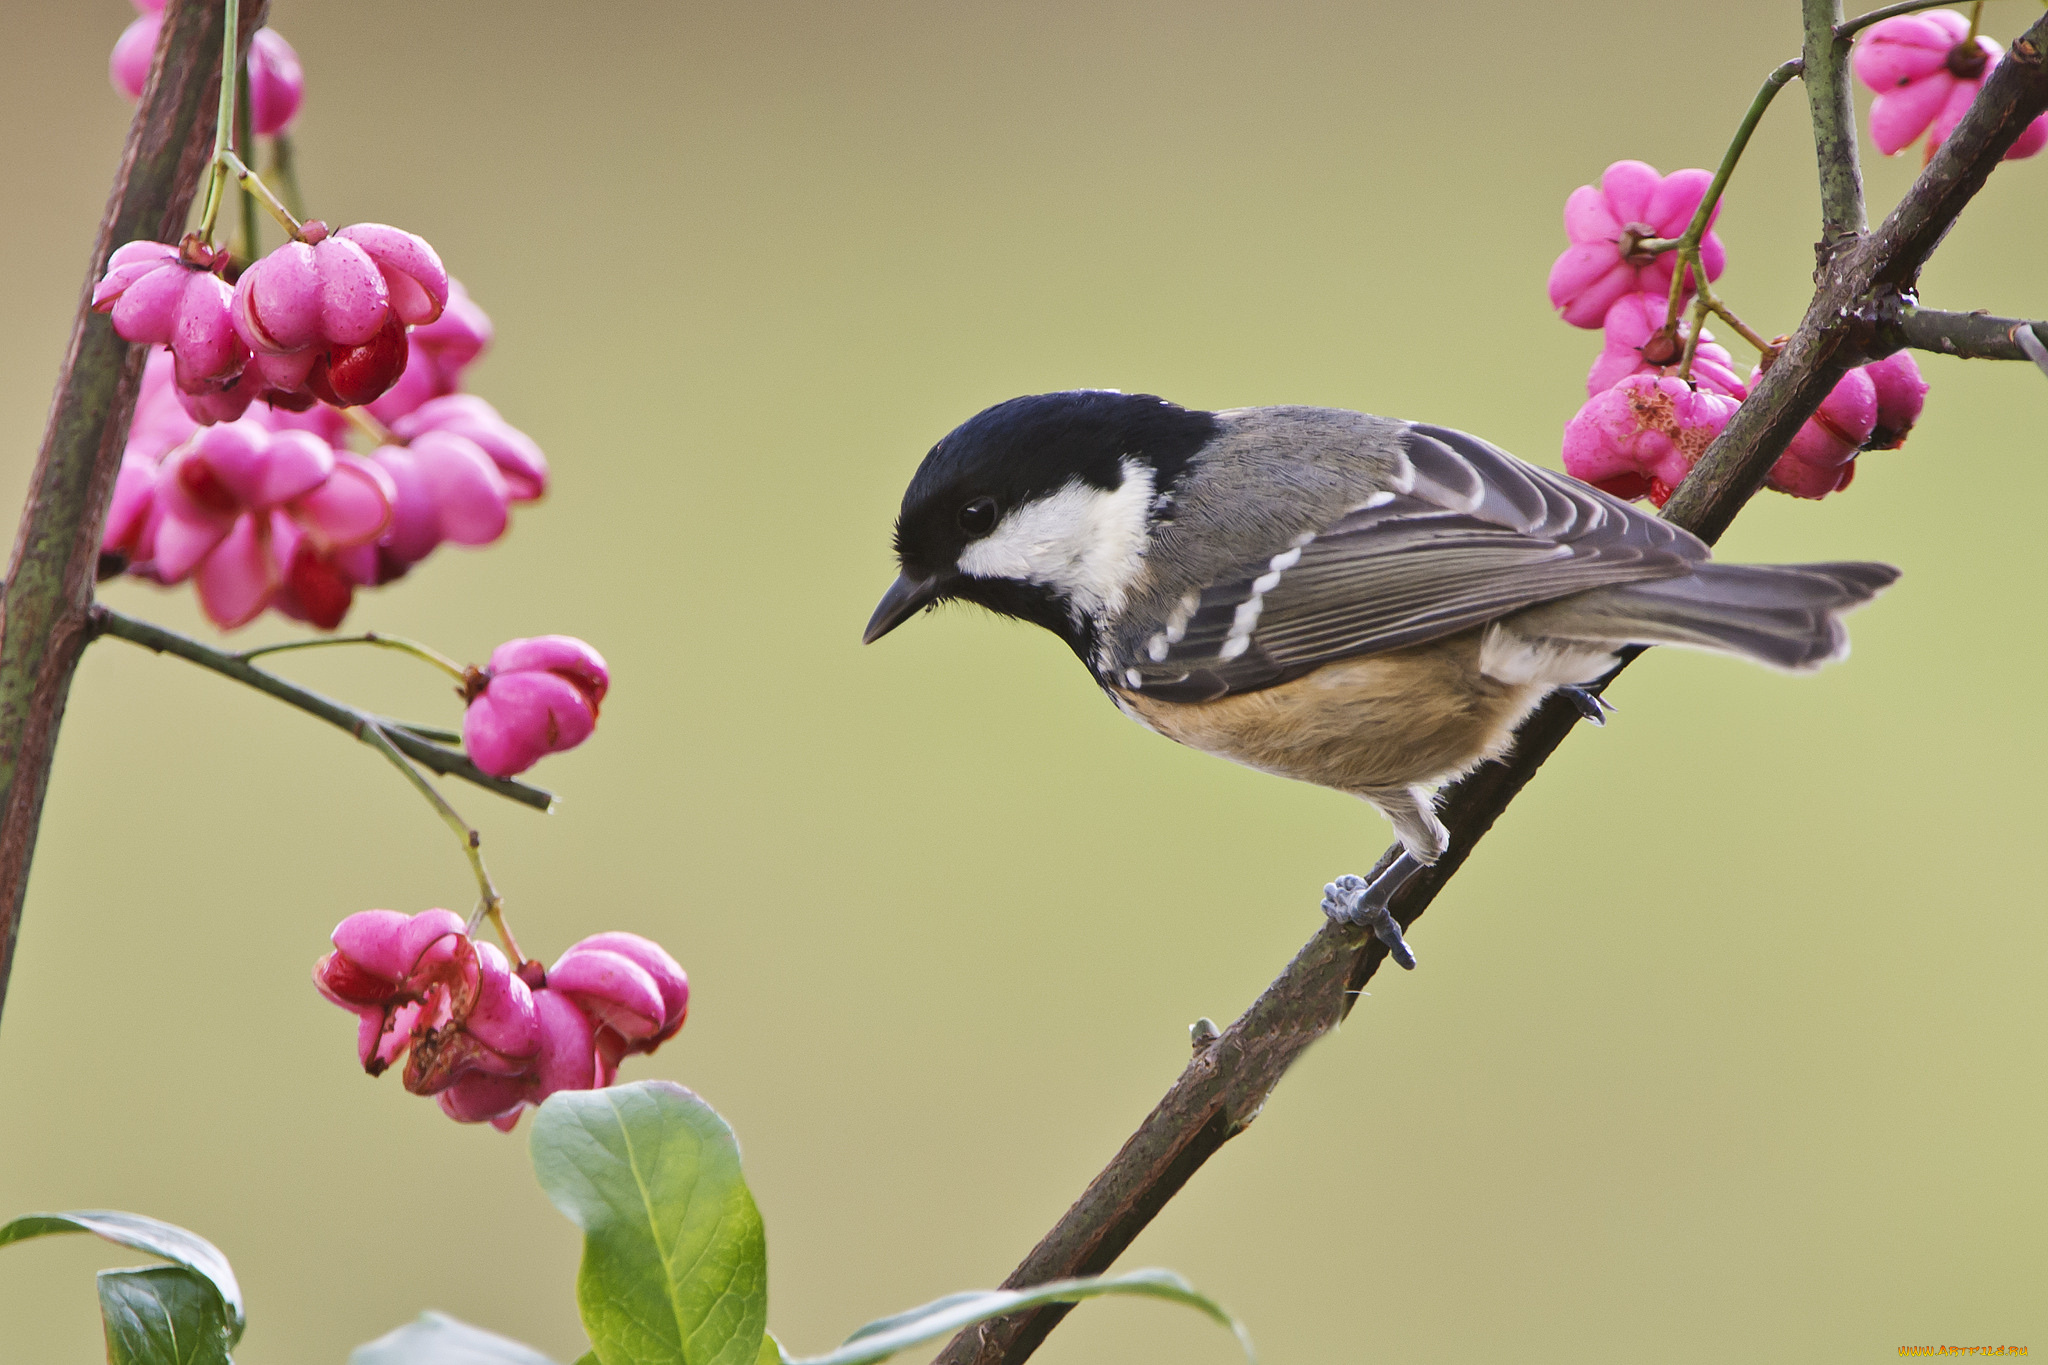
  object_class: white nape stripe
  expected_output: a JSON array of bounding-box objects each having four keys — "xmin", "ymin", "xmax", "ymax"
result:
[{"xmin": 956, "ymin": 458, "xmax": 1157, "ymax": 623}]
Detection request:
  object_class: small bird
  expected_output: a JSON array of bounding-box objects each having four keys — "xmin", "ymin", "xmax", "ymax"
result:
[{"xmin": 863, "ymin": 392, "xmax": 1898, "ymax": 967}]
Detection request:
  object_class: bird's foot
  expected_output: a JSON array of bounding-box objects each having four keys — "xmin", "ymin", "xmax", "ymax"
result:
[
  {"xmin": 1560, "ymin": 685, "xmax": 1616, "ymax": 726},
  {"xmin": 1321, "ymin": 860, "xmax": 1420, "ymax": 970}
]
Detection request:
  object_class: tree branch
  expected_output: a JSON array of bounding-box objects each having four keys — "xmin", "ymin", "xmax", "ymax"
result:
[
  {"xmin": 1804, "ymin": 0, "xmax": 1867, "ymax": 252},
  {"xmin": 935, "ymin": 11, "xmax": 2048, "ymax": 1364},
  {"xmin": 0, "ymin": 0, "xmax": 270, "ymax": 1029},
  {"xmin": 87, "ymin": 606, "xmax": 555, "ymax": 812},
  {"xmin": 1890, "ymin": 308, "xmax": 2048, "ymax": 362}
]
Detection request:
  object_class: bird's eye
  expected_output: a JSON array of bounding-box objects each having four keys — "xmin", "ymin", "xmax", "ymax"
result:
[{"xmin": 957, "ymin": 497, "xmax": 998, "ymax": 536}]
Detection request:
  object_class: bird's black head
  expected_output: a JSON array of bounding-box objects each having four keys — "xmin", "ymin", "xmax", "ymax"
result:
[{"xmin": 863, "ymin": 391, "xmax": 1219, "ymax": 654}]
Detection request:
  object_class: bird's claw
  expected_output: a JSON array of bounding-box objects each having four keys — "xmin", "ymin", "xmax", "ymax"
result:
[
  {"xmin": 1321, "ymin": 873, "xmax": 1418, "ymax": 970},
  {"xmin": 1561, "ymin": 685, "xmax": 1615, "ymax": 726}
]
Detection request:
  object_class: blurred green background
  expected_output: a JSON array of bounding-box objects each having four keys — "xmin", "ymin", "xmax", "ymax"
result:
[{"xmin": 2, "ymin": 2, "xmax": 2044, "ymax": 1361}]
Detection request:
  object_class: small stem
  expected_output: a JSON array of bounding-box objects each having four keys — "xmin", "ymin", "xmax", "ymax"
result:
[
  {"xmin": 1676, "ymin": 292, "xmax": 1712, "ymax": 382},
  {"xmin": 89, "ymin": 605, "xmax": 553, "ymax": 812},
  {"xmin": 1965, "ymin": 0, "xmax": 1984, "ymax": 45},
  {"xmin": 233, "ymin": 631, "xmax": 468, "ymax": 681},
  {"xmin": 266, "ymin": 133, "xmax": 305, "ymax": 222},
  {"xmin": 343, "ymin": 406, "xmax": 397, "ymax": 448},
  {"xmin": 383, "ymin": 719, "xmax": 465, "ymax": 745},
  {"xmin": 218, "ymin": 149, "xmax": 302, "ymax": 239},
  {"xmin": 233, "ymin": 64, "xmax": 256, "ymax": 266},
  {"xmin": 1836, "ymin": 0, "xmax": 1962, "ymax": 40},
  {"xmin": 193, "ymin": 0, "xmax": 242, "ymax": 243},
  {"xmin": 1659, "ymin": 58, "xmax": 1803, "ymax": 337},
  {"xmin": 1804, "ymin": 0, "xmax": 1868, "ymax": 246},
  {"xmin": 357, "ymin": 723, "xmax": 520, "ymax": 964},
  {"xmin": 1706, "ymin": 298, "xmax": 1777, "ymax": 357}
]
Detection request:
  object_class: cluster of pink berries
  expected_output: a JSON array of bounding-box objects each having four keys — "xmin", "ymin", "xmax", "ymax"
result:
[
  {"xmin": 1548, "ymin": 161, "xmax": 1926, "ymax": 506},
  {"xmin": 101, "ymin": 328, "xmax": 544, "ymax": 630},
  {"xmin": 1546, "ymin": 11, "xmax": 2048, "ymax": 508},
  {"xmin": 314, "ymin": 910, "xmax": 687, "ymax": 1130},
  {"xmin": 112, "ymin": 0, "xmax": 304, "ymax": 136},
  {"xmin": 1854, "ymin": 9, "xmax": 2048, "ymax": 161}
]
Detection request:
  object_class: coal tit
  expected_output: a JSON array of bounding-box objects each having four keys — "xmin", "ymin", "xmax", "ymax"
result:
[{"xmin": 864, "ymin": 392, "xmax": 1898, "ymax": 967}]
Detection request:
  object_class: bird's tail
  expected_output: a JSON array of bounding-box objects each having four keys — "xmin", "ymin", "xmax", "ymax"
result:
[{"xmin": 1510, "ymin": 561, "xmax": 1901, "ymax": 672}]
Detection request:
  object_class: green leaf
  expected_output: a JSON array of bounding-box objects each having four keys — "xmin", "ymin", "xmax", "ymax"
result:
[
  {"xmin": 531, "ymin": 1081, "xmax": 768, "ymax": 1365},
  {"xmin": 1, "ymin": 1209, "xmax": 244, "ymax": 1346},
  {"xmin": 779, "ymin": 1268, "xmax": 1255, "ymax": 1365},
  {"xmin": 350, "ymin": 1310, "xmax": 564, "ymax": 1364},
  {"xmin": 756, "ymin": 1335, "xmax": 782, "ymax": 1365},
  {"xmin": 98, "ymin": 1265, "xmax": 236, "ymax": 1365}
]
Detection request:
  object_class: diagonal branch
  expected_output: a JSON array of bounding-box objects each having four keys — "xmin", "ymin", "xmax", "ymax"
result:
[
  {"xmin": 935, "ymin": 10, "xmax": 2048, "ymax": 1364},
  {"xmin": 0, "ymin": 0, "xmax": 271, "ymax": 1030}
]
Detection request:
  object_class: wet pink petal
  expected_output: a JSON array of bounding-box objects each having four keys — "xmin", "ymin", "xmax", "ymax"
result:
[
  {"xmin": 108, "ymin": 262, "xmax": 190, "ymax": 343},
  {"xmin": 247, "ymin": 29, "xmax": 303, "ymax": 136},
  {"xmin": 463, "ymin": 942, "xmax": 543, "ymax": 1066},
  {"xmin": 336, "ymin": 224, "xmax": 449, "ymax": 326},
  {"xmin": 1862, "ymin": 351, "xmax": 1928, "ymax": 449},
  {"xmin": 312, "ymin": 236, "xmax": 391, "ymax": 346},
  {"xmin": 95, "ymin": 241, "xmax": 179, "ymax": 308},
  {"xmin": 1765, "ymin": 366, "xmax": 1878, "ymax": 500},
  {"xmin": 549, "ymin": 948, "xmax": 666, "ymax": 1043},
  {"xmin": 410, "ymin": 432, "xmax": 511, "ymax": 546},
  {"xmin": 1561, "ymin": 185, "xmax": 1620, "ymax": 243},
  {"xmin": 437, "ymin": 1072, "xmax": 531, "ymax": 1125},
  {"xmin": 1599, "ymin": 159, "xmax": 1661, "ymax": 224},
  {"xmin": 464, "ymin": 673, "xmax": 597, "ymax": 777},
  {"xmin": 487, "ymin": 635, "xmax": 609, "ymax": 705},
  {"xmin": 169, "ymin": 273, "xmax": 247, "ymax": 392},
  {"xmin": 562, "ymin": 931, "xmax": 689, "ymax": 1047},
  {"xmin": 1646, "ymin": 167, "xmax": 1718, "ymax": 237},
  {"xmin": 290, "ymin": 453, "xmax": 394, "ymax": 549},
  {"xmin": 103, "ymin": 456, "xmax": 159, "ymax": 562},
  {"xmin": 394, "ymin": 395, "xmax": 548, "ymax": 500},
  {"xmin": 194, "ymin": 513, "xmax": 278, "ymax": 628},
  {"xmin": 109, "ymin": 13, "xmax": 160, "ymax": 100},
  {"xmin": 234, "ymin": 242, "xmax": 323, "ymax": 353}
]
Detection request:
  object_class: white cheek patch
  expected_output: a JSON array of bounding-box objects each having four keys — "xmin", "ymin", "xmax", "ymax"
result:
[{"xmin": 956, "ymin": 459, "xmax": 1156, "ymax": 620}]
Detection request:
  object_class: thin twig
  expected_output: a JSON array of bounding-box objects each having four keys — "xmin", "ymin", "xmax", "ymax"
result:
[
  {"xmin": 234, "ymin": 631, "xmax": 468, "ymax": 681},
  {"xmin": 1889, "ymin": 308, "xmax": 2048, "ymax": 361},
  {"xmin": 935, "ymin": 11, "xmax": 2048, "ymax": 1363},
  {"xmin": 354, "ymin": 723, "xmax": 522, "ymax": 964},
  {"xmin": 89, "ymin": 605, "xmax": 552, "ymax": 813},
  {"xmin": 1836, "ymin": 0, "xmax": 1966, "ymax": 40}
]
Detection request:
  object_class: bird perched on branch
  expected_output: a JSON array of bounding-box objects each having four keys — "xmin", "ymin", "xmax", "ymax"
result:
[{"xmin": 863, "ymin": 392, "xmax": 1897, "ymax": 968}]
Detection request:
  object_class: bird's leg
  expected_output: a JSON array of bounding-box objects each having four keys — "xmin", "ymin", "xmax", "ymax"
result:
[
  {"xmin": 1322, "ymin": 851, "xmax": 1422, "ymax": 970},
  {"xmin": 1560, "ymin": 685, "xmax": 1616, "ymax": 726}
]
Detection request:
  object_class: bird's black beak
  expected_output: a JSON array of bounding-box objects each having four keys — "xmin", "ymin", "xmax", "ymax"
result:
[{"xmin": 862, "ymin": 571, "xmax": 945, "ymax": 644}]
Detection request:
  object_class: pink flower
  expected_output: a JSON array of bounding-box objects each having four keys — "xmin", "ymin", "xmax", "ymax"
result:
[
  {"xmin": 231, "ymin": 222, "xmax": 448, "ymax": 409},
  {"xmin": 1587, "ymin": 293, "xmax": 1749, "ymax": 400},
  {"xmin": 109, "ymin": 12, "xmax": 159, "ymax": 100},
  {"xmin": 367, "ymin": 432, "xmax": 514, "ymax": 580},
  {"xmin": 151, "ymin": 419, "xmax": 393, "ymax": 628},
  {"xmin": 1547, "ymin": 161, "xmax": 1728, "ymax": 329},
  {"xmin": 313, "ymin": 908, "xmax": 470, "ymax": 1075},
  {"xmin": 550, "ymin": 932, "xmax": 691, "ymax": 1083},
  {"xmin": 392, "ymin": 395, "xmax": 548, "ymax": 501},
  {"xmin": 101, "ymin": 455, "xmax": 161, "ymax": 572},
  {"xmin": 93, "ymin": 240, "xmax": 246, "ymax": 394},
  {"xmin": 462, "ymin": 636, "xmax": 609, "ymax": 777},
  {"xmin": 247, "ymin": 29, "xmax": 304, "ymax": 136},
  {"xmin": 1763, "ymin": 365, "xmax": 1878, "ymax": 500},
  {"xmin": 1853, "ymin": 12, "xmax": 2048, "ymax": 160},
  {"xmin": 442, "ymin": 932, "xmax": 690, "ymax": 1131},
  {"xmin": 365, "ymin": 279, "xmax": 494, "ymax": 424},
  {"xmin": 1862, "ymin": 351, "xmax": 1928, "ymax": 449},
  {"xmin": 1561, "ymin": 373, "xmax": 1740, "ymax": 507}
]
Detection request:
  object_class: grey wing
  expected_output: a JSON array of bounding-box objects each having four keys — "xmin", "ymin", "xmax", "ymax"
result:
[{"xmin": 1117, "ymin": 424, "xmax": 1709, "ymax": 702}]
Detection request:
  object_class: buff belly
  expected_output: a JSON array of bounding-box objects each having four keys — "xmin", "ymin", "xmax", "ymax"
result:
[{"xmin": 1112, "ymin": 629, "xmax": 1551, "ymax": 798}]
